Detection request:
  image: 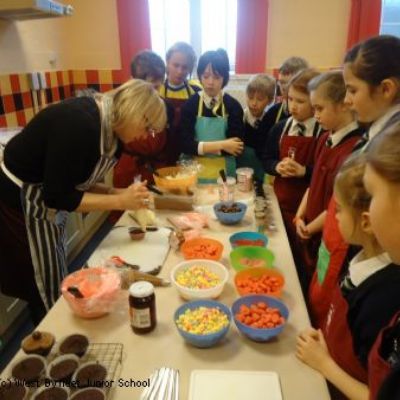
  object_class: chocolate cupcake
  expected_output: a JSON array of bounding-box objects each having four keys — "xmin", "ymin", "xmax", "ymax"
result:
[
  {"xmin": 47, "ymin": 354, "xmax": 79, "ymax": 383},
  {"xmin": 58, "ymin": 334, "xmax": 89, "ymax": 357},
  {"xmin": 73, "ymin": 362, "xmax": 107, "ymax": 388},
  {"xmin": 21, "ymin": 331, "xmax": 55, "ymax": 356},
  {"xmin": 70, "ymin": 388, "xmax": 106, "ymax": 400},
  {"xmin": 129, "ymin": 227, "xmax": 146, "ymax": 240},
  {"xmin": 0, "ymin": 381, "xmax": 28, "ymax": 400},
  {"xmin": 31, "ymin": 386, "xmax": 69, "ymax": 400},
  {"xmin": 12, "ymin": 355, "xmax": 46, "ymax": 383}
]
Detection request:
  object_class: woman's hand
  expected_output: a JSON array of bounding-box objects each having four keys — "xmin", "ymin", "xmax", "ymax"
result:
[
  {"xmin": 118, "ymin": 181, "xmax": 150, "ymax": 210},
  {"xmin": 296, "ymin": 217, "xmax": 311, "ymax": 240},
  {"xmin": 296, "ymin": 328, "xmax": 331, "ymax": 373},
  {"xmin": 283, "ymin": 158, "xmax": 306, "ymax": 177},
  {"xmin": 276, "ymin": 160, "xmax": 291, "ymax": 177},
  {"xmin": 222, "ymin": 137, "xmax": 244, "ymax": 156}
]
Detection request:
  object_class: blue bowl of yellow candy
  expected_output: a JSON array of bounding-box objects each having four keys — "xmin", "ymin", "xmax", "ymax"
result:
[{"xmin": 174, "ymin": 300, "xmax": 231, "ymax": 348}]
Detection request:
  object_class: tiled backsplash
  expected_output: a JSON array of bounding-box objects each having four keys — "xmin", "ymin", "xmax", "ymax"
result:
[{"xmin": 0, "ymin": 70, "xmax": 123, "ymax": 128}]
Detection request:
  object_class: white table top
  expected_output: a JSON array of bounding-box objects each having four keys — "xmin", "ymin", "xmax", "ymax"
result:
[{"xmin": 2, "ymin": 185, "xmax": 330, "ymax": 400}]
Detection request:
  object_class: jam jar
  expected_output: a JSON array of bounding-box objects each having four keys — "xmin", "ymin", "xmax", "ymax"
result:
[{"xmin": 129, "ymin": 281, "xmax": 157, "ymax": 334}]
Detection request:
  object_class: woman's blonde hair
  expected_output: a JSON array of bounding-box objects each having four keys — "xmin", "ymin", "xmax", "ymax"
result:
[
  {"xmin": 335, "ymin": 153, "xmax": 371, "ymax": 219},
  {"xmin": 107, "ymin": 79, "xmax": 167, "ymax": 133},
  {"xmin": 246, "ymin": 74, "xmax": 276, "ymax": 101},
  {"xmin": 366, "ymin": 122, "xmax": 400, "ymax": 183}
]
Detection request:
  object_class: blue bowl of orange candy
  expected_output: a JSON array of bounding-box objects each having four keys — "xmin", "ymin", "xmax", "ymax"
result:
[
  {"xmin": 174, "ymin": 300, "xmax": 231, "ymax": 348},
  {"xmin": 231, "ymin": 295, "xmax": 289, "ymax": 342}
]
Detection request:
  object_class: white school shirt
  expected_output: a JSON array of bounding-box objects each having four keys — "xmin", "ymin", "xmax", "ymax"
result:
[
  {"xmin": 327, "ymin": 121, "xmax": 359, "ymax": 148},
  {"xmin": 288, "ymin": 117, "xmax": 316, "ymax": 137}
]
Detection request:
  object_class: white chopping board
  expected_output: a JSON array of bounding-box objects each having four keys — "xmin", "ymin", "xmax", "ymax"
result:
[
  {"xmin": 189, "ymin": 370, "xmax": 282, "ymax": 400},
  {"xmin": 87, "ymin": 227, "xmax": 171, "ymax": 273}
]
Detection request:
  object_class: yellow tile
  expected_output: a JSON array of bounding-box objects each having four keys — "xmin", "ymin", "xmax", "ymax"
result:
[
  {"xmin": 72, "ymin": 70, "xmax": 87, "ymax": 85},
  {"xmin": 25, "ymin": 108, "xmax": 35, "ymax": 123},
  {"xmin": 0, "ymin": 75, "xmax": 12, "ymax": 95},
  {"xmin": 49, "ymin": 71, "xmax": 58, "ymax": 87},
  {"xmin": 62, "ymin": 70, "xmax": 70, "ymax": 85},
  {"xmin": 5, "ymin": 112, "xmax": 18, "ymax": 127},
  {"xmin": 18, "ymin": 74, "xmax": 30, "ymax": 92},
  {"xmin": 98, "ymin": 70, "xmax": 113, "ymax": 84}
]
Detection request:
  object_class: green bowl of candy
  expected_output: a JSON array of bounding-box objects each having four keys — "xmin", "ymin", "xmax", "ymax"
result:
[{"xmin": 230, "ymin": 246, "xmax": 275, "ymax": 272}]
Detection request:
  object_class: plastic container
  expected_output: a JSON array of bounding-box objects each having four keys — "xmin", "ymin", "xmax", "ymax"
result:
[
  {"xmin": 61, "ymin": 267, "xmax": 121, "ymax": 318},
  {"xmin": 174, "ymin": 300, "xmax": 231, "ymax": 348},
  {"xmin": 153, "ymin": 166, "xmax": 197, "ymax": 194},
  {"xmin": 234, "ymin": 267, "xmax": 285, "ymax": 297},
  {"xmin": 170, "ymin": 259, "xmax": 229, "ymax": 300},
  {"xmin": 229, "ymin": 231, "xmax": 268, "ymax": 249},
  {"xmin": 213, "ymin": 202, "xmax": 247, "ymax": 225},
  {"xmin": 231, "ymin": 295, "xmax": 289, "ymax": 342},
  {"xmin": 217, "ymin": 176, "xmax": 236, "ymax": 202},
  {"xmin": 181, "ymin": 237, "xmax": 224, "ymax": 261},
  {"xmin": 230, "ymin": 246, "xmax": 275, "ymax": 272},
  {"xmin": 236, "ymin": 168, "xmax": 254, "ymax": 192}
]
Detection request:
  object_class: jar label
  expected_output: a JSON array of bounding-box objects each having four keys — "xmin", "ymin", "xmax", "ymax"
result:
[{"xmin": 130, "ymin": 307, "xmax": 151, "ymax": 328}]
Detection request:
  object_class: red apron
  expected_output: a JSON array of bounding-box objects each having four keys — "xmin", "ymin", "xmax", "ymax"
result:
[
  {"xmin": 309, "ymin": 196, "xmax": 348, "ymax": 328},
  {"xmin": 302, "ymin": 131, "xmax": 361, "ymax": 277},
  {"xmin": 324, "ymin": 283, "xmax": 368, "ymax": 400},
  {"xmin": 368, "ymin": 311, "xmax": 400, "ymax": 400},
  {"xmin": 274, "ymin": 120, "xmax": 319, "ymax": 283}
]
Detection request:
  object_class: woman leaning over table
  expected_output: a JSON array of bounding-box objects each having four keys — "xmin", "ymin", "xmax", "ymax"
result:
[{"xmin": 0, "ymin": 79, "xmax": 167, "ymax": 324}]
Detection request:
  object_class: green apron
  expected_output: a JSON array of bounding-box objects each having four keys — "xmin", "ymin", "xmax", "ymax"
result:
[
  {"xmin": 194, "ymin": 93, "xmax": 236, "ymax": 183},
  {"xmin": 316, "ymin": 240, "xmax": 331, "ymax": 284}
]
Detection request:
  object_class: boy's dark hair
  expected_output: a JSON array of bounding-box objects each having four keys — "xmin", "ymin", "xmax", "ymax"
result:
[
  {"xmin": 279, "ymin": 57, "xmax": 309, "ymax": 75},
  {"xmin": 197, "ymin": 49, "xmax": 230, "ymax": 88},
  {"xmin": 344, "ymin": 35, "xmax": 400, "ymax": 87},
  {"xmin": 130, "ymin": 50, "xmax": 166, "ymax": 81},
  {"xmin": 166, "ymin": 42, "xmax": 197, "ymax": 75}
]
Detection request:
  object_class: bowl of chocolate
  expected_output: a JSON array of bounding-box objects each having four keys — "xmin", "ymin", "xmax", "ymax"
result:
[
  {"xmin": 128, "ymin": 227, "xmax": 146, "ymax": 241},
  {"xmin": 213, "ymin": 201, "xmax": 247, "ymax": 225},
  {"xmin": 11, "ymin": 354, "xmax": 46, "ymax": 383},
  {"xmin": 31, "ymin": 386, "xmax": 70, "ymax": 400},
  {"xmin": 0, "ymin": 381, "xmax": 28, "ymax": 400},
  {"xmin": 70, "ymin": 388, "xmax": 106, "ymax": 400},
  {"xmin": 21, "ymin": 331, "xmax": 55, "ymax": 356},
  {"xmin": 46, "ymin": 354, "xmax": 79, "ymax": 383},
  {"xmin": 72, "ymin": 361, "xmax": 108, "ymax": 388},
  {"xmin": 58, "ymin": 334, "xmax": 89, "ymax": 358}
]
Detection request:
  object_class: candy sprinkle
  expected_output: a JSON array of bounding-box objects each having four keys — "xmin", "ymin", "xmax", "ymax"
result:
[
  {"xmin": 176, "ymin": 265, "xmax": 221, "ymax": 289},
  {"xmin": 176, "ymin": 306, "xmax": 229, "ymax": 334}
]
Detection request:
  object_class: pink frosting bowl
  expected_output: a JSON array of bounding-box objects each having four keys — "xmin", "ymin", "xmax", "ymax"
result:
[{"xmin": 61, "ymin": 267, "xmax": 121, "ymax": 318}]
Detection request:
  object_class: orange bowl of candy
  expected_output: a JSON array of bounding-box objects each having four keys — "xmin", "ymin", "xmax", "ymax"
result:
[
  {"xmin": 234, "ymin": 267, "xmax": 285, "ymax": 297},
  {"xmin": 181, "ymin": 237, "xmax": 224, "ymax": 261}
]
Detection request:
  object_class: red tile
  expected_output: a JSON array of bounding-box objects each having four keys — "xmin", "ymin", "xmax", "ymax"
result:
[
  {"xmin": 22, "ymin": 92, "xmax": 33, "ymax": 108},
  {"xmin": 52, "ymin": 88, "xmax": 60, "ymax": 102},
  {"xmin": 3, "ymin": 95, "xmax": 15, "ymax": 113},
  {"xmin": 16, "ymin": 110, "xmax": 27, "ymax": 126},
  {"xmin": 112, "ymin": 69, "xmax": 124, "ymax": 84},
  {"xmin": 86, "ymin": 70, "xmax": 99, "ymax": 84},
  {"xmin": 45, "ymin": 72, "xmax": 51, "ymax": 88},
  {"xmin": 100, "ymin": 83, "xmax": 113, "ymax": 92},
  {"xmin": 56, "ymin": 71, "xmax": 63, "ymax": 85},
  {"xmin": 0, "ymin": 115, "xmax": 6, "ymax": 127},
  {"xmin": 64, "ymin": 85, "xmax": 72, "ymax": 98},
  {"xmin": 9, "ymin": 74, "xmax": 21, "ymax": 92}
]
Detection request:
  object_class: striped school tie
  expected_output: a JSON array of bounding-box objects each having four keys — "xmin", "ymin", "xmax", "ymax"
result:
[
  {"xmin": 326, "ymin": 136, "xmax": 333, "ymax": 147},
  {"xmin": 296, "ymin": 123, "xmax": 306, "ymax": 136},
  {"xmin": 352, "ymin": 131, "xmax": 369, "ymax": 152}
]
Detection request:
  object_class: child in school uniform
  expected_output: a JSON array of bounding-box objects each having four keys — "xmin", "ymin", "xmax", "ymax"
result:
[
  {"xmin": 296, "ymin": 153, "xmax": 400, "ymax": 400},
  {"xmin": 159, "ymin": 42, "xmax": 202, "ymax": 163},
  {"xmin": 266, "ymin": 56, "xmax": 309, "ymax": 124},
  {"xmin": 263, "ymin": 68, "xmax": 321, "ymax": 280},
  {"xmin": 242, "ymin": 74, "xmax": 276, "ymax": 184},
  {"xmin": 179, "ymin": 49, "xmax": 244, "ymax": 183},
  {"xmin": 294, "ymin": 71, "xmax": 363, "ymax": 286},
  {"xmin": 364, "ymin": 126, "xmax": 400, "ymax": 400},
  {"xmin": 113, "ymin": 50, "xmax": 174, "ymax": 191},
  {"xmin": 308, "ymin": 35, "xmax": 400, "ymax": 329}
]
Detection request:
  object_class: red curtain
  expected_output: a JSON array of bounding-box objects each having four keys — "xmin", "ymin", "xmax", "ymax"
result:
[
  {"xmin": 235, "ymin": 0, "xmax": 269, "ymax": 74},
  {"xmin": 114, "ymin": 0, "xmax": 152, "ymax": 82},
  {"xmin": 347, "ymin": 0, "xmax": 382, "ymax": 50}
]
